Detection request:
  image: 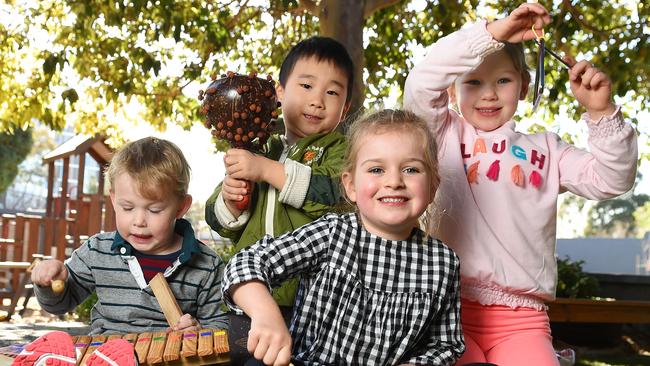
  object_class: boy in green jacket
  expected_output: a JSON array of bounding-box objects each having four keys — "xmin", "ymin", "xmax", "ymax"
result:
[{"xmin": 205, "ymin": 36, "xmax": 354, "ymax": 364}]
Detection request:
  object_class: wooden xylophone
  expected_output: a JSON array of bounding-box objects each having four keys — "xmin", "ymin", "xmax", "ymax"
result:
[{"xmin": 73, "ymin": 328, "xmax": 229, "ymax": 365}]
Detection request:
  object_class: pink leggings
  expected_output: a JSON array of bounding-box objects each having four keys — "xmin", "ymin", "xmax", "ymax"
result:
[{"xmin": 456, "ymin": 299, "xmax": 559, "ymax": 366}]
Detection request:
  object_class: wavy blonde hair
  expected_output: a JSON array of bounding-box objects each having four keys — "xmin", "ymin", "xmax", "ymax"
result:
[{"xmin": 105, "ymin": 137, "xmax": 191, "ymax": 201}]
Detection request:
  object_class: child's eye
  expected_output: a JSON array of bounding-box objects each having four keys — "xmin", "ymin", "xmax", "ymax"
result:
[
  {"xmin": 403, "ymin": 167, "xmax": 420, "ymax": 174},
  {"xmin": 122, "ymin": 207, "xmax": 133, "ymax": 212},
  {"xmin": 326, "ymin": 90, "xmax": 339, "ymax": 96},
  {"xmin": 300, "ymin": 83, "xmax": 312, "ymax": 90},
  {"xmin": 497, "ymin": 78, "xmax": 511, "ymax": 84},
  {"xmin": 465, "ymin": 79, "xmax": 481, "ymax": 86},
  {"xmin": 368, "ymin": 167, "xmax": 384, "ymax": 174},
  {"xmin": 149, "ymin": 208, "xmax": 163, "ymax": 214}
]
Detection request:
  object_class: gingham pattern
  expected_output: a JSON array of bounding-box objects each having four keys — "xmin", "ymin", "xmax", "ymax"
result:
[{"xmin": 223, "ymin": 213, "xmax": 464, "ymax": 365}]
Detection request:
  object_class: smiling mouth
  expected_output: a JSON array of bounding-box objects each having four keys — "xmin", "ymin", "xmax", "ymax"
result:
[
  {"xmin": 476, "ymin": 107, "xmax": 501, "ymax": 114},
  {"xmin": 380, "ymin": 197, "xmax": 407, "ymax": 203},
  {"xmin": 303, "ymin": 113, "xmax": 323, "ymax": 120}
]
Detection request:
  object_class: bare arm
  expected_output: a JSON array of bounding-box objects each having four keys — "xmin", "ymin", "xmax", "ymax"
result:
[{"xmin": 230, "ymin": 281, "xmax": 292, "ymax": 366}]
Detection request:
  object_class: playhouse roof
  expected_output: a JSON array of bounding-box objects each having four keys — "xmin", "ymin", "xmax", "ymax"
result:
[{"xmin": 42, "ymin": 134, "xmax": 113, "ymax": 165}]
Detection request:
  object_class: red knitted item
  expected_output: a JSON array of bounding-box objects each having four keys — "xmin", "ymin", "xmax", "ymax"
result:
[
  {"xmin": 11, "ymin": 331, "xmax": 76, "ymax": 366},
  {"xmin": 84, "ymin": 339, "xmax": 135, "ymax": 366}
]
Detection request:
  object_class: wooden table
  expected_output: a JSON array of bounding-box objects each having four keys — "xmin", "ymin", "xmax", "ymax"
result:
[{"xmin": 548, "ymin": 297, "xmax": 650, "ymax": 323}]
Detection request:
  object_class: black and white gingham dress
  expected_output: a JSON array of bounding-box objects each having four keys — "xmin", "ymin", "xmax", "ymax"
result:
[{"xmin": 222, "ymin": 213, "xmax": 464, "ymax": 365}]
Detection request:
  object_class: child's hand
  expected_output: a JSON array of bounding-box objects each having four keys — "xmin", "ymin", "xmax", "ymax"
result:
[
  {"xmin": 248, "ymin": 316, "xmax": 292, "ymax": 366},
  {"xmin": 222, "ymin": 174, "xmax": 249, "ymax": 215},
  {"xmin": 31, "ymin": 259, "xmax": 68, "ymax": 289},
  {"xmin": 487, "ymin": 3, "xmax": 551, "ymax": 43},
  {"xmin": 167, "ymin": 313, "xmax": 201, "ymax": 333},
  {"xmin": 224, "ymin": 148, "xmax": 266, "ymax": 182},
  {"xmin": 565, "ymin": 57, "xmax": 616, "ymax": 120}
]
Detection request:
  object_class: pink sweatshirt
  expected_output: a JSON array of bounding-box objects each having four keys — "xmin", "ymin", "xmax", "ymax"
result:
[{"xmin": 403, "ymin": 20, "xmax": 638, "ymax": 310}]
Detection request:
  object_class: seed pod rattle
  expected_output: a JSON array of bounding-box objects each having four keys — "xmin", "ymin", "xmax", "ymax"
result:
[{"xmin": 199, "ymin": 71, "xmax": 280, "ymax": 210}]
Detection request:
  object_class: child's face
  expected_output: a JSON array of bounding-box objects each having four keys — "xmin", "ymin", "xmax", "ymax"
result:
[
  {"xmin": 453, "ymin": 50, "xmax": 527, "ymax": 132},
  {"xmin": 110, "ymin": 172, "xmax": 192, "ymax": 255},
  {"xmin": 277, "ymin": 56, "xmax": 350, "ymax": 144},
  {"xmin": 342, "ymin": 130, "xmax": 434, "ymax": 240}
]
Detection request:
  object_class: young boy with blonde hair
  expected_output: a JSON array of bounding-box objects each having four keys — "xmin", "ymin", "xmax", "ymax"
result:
[{"xmin": 15, "ymin": 137, "xmax": 228, "ymax": 366}]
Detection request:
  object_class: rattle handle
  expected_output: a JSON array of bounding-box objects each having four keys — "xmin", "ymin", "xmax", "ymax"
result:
[{"xmin": 234, "ymin": 180, "xmax": 252, "ymax": 210}]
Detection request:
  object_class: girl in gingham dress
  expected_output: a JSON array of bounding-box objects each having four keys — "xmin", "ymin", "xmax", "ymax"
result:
[{"xmin": 221, "ymin": 109, "xmax": 465, "ymax": 366}]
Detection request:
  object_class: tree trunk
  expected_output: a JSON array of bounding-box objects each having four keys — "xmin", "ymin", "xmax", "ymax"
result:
[{"xmin": 318, "ymin": 0, "xmax": 365, "ymax": 118}]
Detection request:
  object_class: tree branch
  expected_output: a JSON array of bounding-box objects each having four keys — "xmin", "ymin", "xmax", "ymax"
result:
[
  {"xmin": 363, "ymin": 0, "xmax": 403, "ymax": 18},
  {"xmin": 298, "ymin": 0, "xmax": 320, "ymax": 16},
  {"xmin": 561, "ymin": 0, "xmax": 620, "ymax": 37},
  {"xmin": 226, "ymin": 0, "xmax": 254, "ymax": 28}
]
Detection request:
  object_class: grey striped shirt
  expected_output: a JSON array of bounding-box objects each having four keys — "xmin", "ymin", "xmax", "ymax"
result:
[{"xmin": 35, "ymin": 219, "xmax": 228, "ymax": 334}]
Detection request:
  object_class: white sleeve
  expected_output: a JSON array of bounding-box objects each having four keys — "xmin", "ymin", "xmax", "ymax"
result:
[
  {"xmin": 214, "ymin": 192, "xmax": 251, "ymax": 230},
  {"xmin": 278, "ymin": 158, "xmax": 312, "ymax": 208}
]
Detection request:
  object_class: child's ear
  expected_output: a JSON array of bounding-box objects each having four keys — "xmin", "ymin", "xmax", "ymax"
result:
[
  {"xmin": 341, "ymin": 171, "xmax": 357, "ymax": 203},
  {"xmin": 519, "ymin": 82, "xmax": 529, "ymax": 100},
  {"xmin": 176, "ymin": 194, "xmax": 193, "ymax": 219},
  {"xmin": 447, "ymin": 85, "xmax": 457, "ymax": 105},
  {"xmin": 275, "ymin": 83, "xmax": 285, "ymax": 103},
  {"xmin": 341, "ymin": 102, "xmax": 351, "ymax": 121}
]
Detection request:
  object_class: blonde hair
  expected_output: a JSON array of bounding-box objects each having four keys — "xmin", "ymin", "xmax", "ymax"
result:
[
  {"xmin": 105, "ymin": 137, "xmax": 190, "ymax": 201},
  {"xmin": 503, "ymin": 42, "xmax": 531, "ymax": 88},
  {"xmin": 341, "ymin": 108, "xmax": 440, "ymax": 204}
]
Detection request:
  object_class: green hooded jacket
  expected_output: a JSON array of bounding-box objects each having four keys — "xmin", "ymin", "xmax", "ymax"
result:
[{"xmin": 206, "ymin": 131, "xmax": 349, "ymax": 306}]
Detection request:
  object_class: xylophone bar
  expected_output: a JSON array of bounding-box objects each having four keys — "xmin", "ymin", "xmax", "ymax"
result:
[{"xmin": 72, "ymin": 329, "xmax": 229, "ymax": 366}]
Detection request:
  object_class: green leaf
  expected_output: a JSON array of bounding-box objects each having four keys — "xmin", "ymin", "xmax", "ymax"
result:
[
  {"xmin": 61, "ymin": 88, "xmax": 79, "ymax": 104},
  {"xmin": 42, "ymin": 53, "xmax": 58, "ymax": 75}
]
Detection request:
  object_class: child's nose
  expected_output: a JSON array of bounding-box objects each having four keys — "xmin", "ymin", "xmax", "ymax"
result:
[
  {"xmin": 481, "ymin": 85, "xmax": 498, "ymax": 100},
  {"xmin": 133, "ymin": 211, "xmax": 146, "ymax": 227},
  {"xmin": 385, "ymin": 171, "xmax": 405, "ymax": 188},
  {"xmin": 309, "ymin": 95, "xmax": 325, "ymax": 109}
]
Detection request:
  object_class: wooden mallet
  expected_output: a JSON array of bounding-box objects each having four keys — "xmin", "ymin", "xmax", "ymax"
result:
[{"xmin": 149, "ymin": 272, "xmax": 183, "ymax": 327}]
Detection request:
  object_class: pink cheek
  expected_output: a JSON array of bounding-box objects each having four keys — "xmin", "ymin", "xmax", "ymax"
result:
[{"xmin": 357, "ymin": 182, "xmax": 378, "ymax": 198}]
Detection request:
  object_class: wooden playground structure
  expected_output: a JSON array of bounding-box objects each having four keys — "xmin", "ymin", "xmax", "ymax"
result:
[{"xmin": 0, "ymin": 135, "xmax": 114, "ymax": 318}]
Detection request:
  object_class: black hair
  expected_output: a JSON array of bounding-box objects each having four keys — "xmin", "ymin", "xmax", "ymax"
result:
[{"xmin": 278, "ymin": 36, "xmax": 354, "ymax": 103}]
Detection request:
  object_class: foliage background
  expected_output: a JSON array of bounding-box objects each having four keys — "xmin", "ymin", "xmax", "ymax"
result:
[
  {"xmin": 0, "ymin": 128, "xmax": 33, "ymax": 194},
  {"xmin": 0, "ymin": 0, "xmax": 647, "ymax": 138},
  {"xmin": 1, "ymin": 0, "xmax": 648, "ymax": 235}
]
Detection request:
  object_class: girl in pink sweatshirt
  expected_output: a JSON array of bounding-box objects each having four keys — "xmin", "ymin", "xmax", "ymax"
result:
[{"xmin": 404, "ymin": 3, "xmax": 637, "ymax": 365}]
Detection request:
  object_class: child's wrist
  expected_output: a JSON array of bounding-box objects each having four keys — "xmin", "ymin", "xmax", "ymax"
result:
[
  {"xmin": 586, "ymin": 103, "xmax": 616, "ymax": 122},
  {"xmin": 485, "ymin": 18, "xmax": 504, "ymax": 41},
  {"xmin": 225, "ymin": 200, "xmax": 243, "ymax": 218}
]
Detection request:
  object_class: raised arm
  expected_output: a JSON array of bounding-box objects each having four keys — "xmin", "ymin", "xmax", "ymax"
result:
[{"xmin": 555, "ymin": 50, "xmax": 637, "ymax": 198}]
